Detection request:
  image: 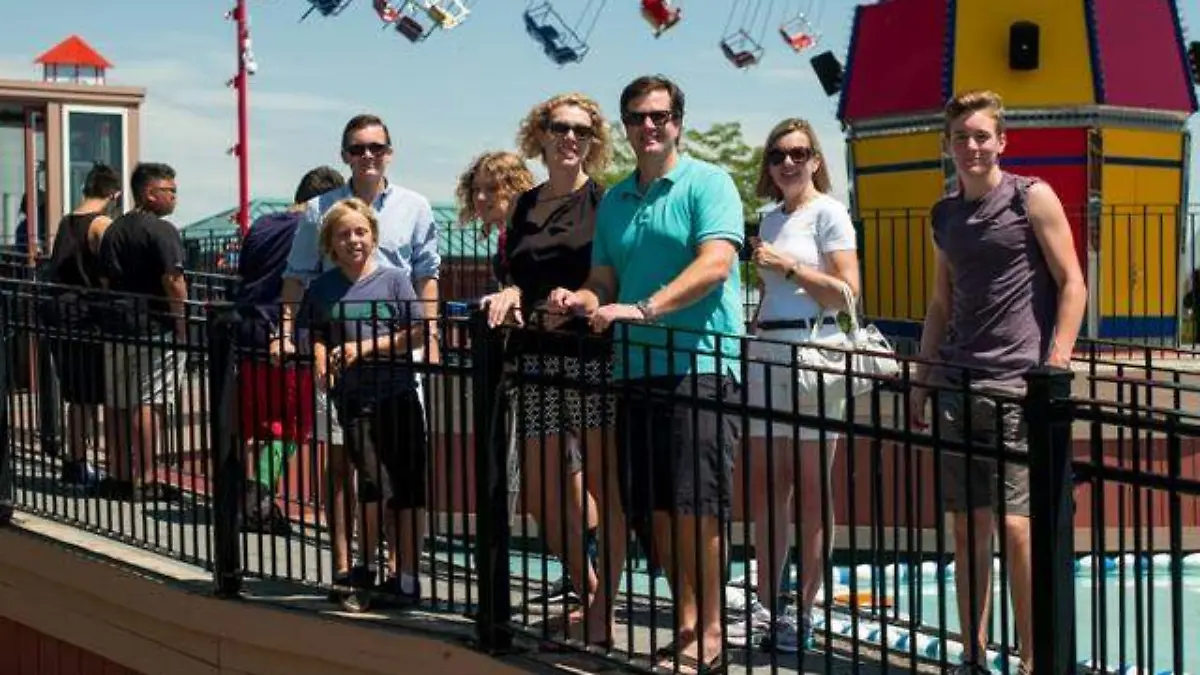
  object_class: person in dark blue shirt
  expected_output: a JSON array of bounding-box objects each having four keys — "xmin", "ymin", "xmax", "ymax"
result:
[
  {"xmin": 235, "ymin": 166, "xmax": 344, "ymax": 535},
  {"xmin": 297, "ymin": 197, "xmax": 429, "ymax": 606}
]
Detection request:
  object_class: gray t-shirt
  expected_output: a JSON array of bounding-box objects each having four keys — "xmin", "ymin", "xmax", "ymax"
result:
[
  {"xmin": 931, "ymin": 172, "xmax": 1059, "ymax": 391},
  {"xmin": 298, "ymin": 265, "xmax": 424, "ymax": 416}
]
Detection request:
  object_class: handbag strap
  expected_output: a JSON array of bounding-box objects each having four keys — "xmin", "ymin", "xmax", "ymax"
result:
[{"xmin": 809, "ymin": 281, "xmax": 860, "ymax": 341}]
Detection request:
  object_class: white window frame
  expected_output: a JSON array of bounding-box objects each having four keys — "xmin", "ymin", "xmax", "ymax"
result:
[{"xmin": 60, "ymin": 104, "xmax": 130, "ymax": 215}]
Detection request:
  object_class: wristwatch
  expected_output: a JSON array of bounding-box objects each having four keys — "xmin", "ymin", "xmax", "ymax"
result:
[{"xmin": 635, "ymin": 299, "xmax": 656, "ymax": 322}]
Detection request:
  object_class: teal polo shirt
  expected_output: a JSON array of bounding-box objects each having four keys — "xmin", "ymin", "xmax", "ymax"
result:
[{"xmin": 593, "ymin": 155, "xmax": 745, "ymax": 380}]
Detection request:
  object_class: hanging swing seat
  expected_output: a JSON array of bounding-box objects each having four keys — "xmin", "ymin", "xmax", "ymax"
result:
[
  {"xmin": 523, "ymin": 2, "xmax": 589, "ymax": 65},
  {"xmin": 779, "ymin": 14, "xmax": 818, "ymax": 52},
  {"xmin": 425, "ymin": 0, "xmax": 470, "ymax": 29},
  {"xmin": 640, "ymin": 0, "xmax": 682, "ymax": 38},
  {"xmin": 300, "ymin": 0, "xmax": 353, "ymax": 20},
  {"xmin": 373, "ymin": 0, "xmax": 400, "ymax": 23},
  {"xmin": 720, "ymin": 29, "xmax": 763, "ymax": 69}
]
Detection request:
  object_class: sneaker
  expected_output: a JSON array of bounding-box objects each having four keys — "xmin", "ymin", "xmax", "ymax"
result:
[
  {"xmin": 328, "ymin": 565, "xmax": 378, "ymax": 602},
  {"xmin": 380, "ymin": 575, "xmax": 422, "ymax": 609},
  {"xmin": 725, "ymin": 597, "xmax": 772, "ymax": 647},
  {"xmin": 60, "ymin": 459, "xmax": 104, "ymax": 487},
  {"xmin": 949, "ymin": 663, "xmax": 993, "ymax": 675},
  {"xmin": 532, "ymin": 575, "xmax": 581, "ymax": 606},
  {"xmin": 761, "ymin": 606, "xmax": 813, "ymax": 653}
]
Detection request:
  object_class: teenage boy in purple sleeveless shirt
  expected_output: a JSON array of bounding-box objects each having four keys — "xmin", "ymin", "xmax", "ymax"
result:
[{"xmin": 910, "ymin": 90, "xmax": 1087, "ymax": 675}]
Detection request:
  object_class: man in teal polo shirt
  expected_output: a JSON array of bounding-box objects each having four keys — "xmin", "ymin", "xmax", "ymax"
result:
[{"xmin": 548, "ymin": 74, "xmax": 744, "ymax": 673}]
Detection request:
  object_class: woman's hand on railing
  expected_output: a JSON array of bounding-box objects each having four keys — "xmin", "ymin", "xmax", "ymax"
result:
[
  {"xmin": 481, "ymin": 286, "xmax": 522, "ymax": 328},
  {"xmin": 269, "ymin": 334, "xmax": 296, "ymax": 365}
]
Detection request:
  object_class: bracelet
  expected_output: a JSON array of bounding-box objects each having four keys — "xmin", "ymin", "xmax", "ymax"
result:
[
  {"xmin": 784, "ymin": 265, "xmax": 798, "ymax": 281},
  {"xmin": 635, "ymin": 299, "xmax": 656, "ymax": 321}
]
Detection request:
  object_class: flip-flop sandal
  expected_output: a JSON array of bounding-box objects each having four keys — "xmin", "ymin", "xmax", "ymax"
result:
[
  {"xmin": 534, "ymin": 610, "xmax": 585, "ymax": 637},
  {"xmin": 536, "ymin": 617, "xmax": 614, "ymax": 653},
  {"xmin": 655, "ymin": 652, "xmax": 728, "ymax": 675}
]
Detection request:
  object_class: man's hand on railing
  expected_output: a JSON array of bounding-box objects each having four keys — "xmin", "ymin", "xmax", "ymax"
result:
[
  {"xmin": 907, "ymin": 385, "xmax": 930, "ymax": 430},
  {"xmin": 546, "ymin": 287, "xmax": 591, "ymax": 316}
]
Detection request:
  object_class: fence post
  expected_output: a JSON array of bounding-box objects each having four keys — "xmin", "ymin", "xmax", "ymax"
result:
[
  {"xmin": 0, "ymin": 293, "xmax": 13, "ymax": 526},
  {"xmin": 471, "ymin": 308, "xmax": 512, "ymax": 652},
  {"xmin": 1024, "ymin": 366, "xmax": 1076, "ymax": 674},
  {"xmin": 206, "ymin": 302, "xmax": 243, "ymax": 598}
]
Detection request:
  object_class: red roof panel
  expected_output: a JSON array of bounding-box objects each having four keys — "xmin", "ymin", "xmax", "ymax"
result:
[
  {"xmin": 34, "ymin": 35, "xmax": 112, "ymax": 69},
  {"xmin": 840, "ymin": 0, "xmax": 949, "ymax": 122}
]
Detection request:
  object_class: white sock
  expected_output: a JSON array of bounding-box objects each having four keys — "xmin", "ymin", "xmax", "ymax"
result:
[{"xmin": 400, "ymin": 573, "xmax": 418, "ymax": 593}]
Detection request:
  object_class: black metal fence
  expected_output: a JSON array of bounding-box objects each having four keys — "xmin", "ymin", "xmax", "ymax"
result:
[
  {"xmin": 856, "ymin": 204, "xmax": 1200, "ymax": 347},
  {"xmin": 2, "ymin": 275, "xmax": 1198, "ymax": 675}
]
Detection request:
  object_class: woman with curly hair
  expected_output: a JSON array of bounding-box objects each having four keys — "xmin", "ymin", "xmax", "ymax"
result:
[
  {"xmin": 481, "ymin": 92, "xmax": 614, "ymax": 644},
  {"xmin": 454, "ymin": 151, "xmax": 535, "ymax": 288}
]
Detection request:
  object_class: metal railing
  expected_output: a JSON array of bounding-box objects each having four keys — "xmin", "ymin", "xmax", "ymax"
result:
[{"xmin": 2, "ymin": 278, "xmax": 1198, "ymax": 674}]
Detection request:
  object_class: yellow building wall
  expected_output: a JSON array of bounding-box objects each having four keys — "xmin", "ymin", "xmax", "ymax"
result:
[
  {"xmin": 854, "ymin": 172, "xmax": 944, "ymax": 320},
  {"xmin": 952, "ymin": 0, "xmax": 1094, "ymax": 108},
  {"xmin": 852, "ymin": 133, "xmax": 946, "ymax": 321},
  {"xmin": 852, "ymin": 132, "xmax": 943, "ymax": 169},
  {"xmin": 1098, "ymin": 163, "xmax": 1181, "ymax": 319}
]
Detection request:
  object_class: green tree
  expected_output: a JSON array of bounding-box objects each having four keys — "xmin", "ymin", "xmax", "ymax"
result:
[
  {"xmin": 596, "ymin": 121, "xmax": 768, "ymax": 222},
  {"xmin": 683, "ymin": 121, "xmax": 768, "ymax": 222},
  {"xmin": 596, "ymin": 123, "xmax": 636, "ymax": 188}
]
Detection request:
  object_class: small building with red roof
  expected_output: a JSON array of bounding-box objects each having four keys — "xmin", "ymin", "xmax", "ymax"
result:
[{"xmin": 0, "ymin": 36, "xmax": 144, "ymax": 256}]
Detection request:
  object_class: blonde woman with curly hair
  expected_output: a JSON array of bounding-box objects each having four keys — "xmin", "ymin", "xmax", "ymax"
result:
[
  {"xmin": 481, "ymin": 93, "xmax": 613, "ymax": 641},
  {"xmin": 454, "ymin": 151, "xmax": 535, "ymax": 287}
]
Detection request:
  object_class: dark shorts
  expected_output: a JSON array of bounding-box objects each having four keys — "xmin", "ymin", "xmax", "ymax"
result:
[
  {"xmin": 238, "ymin": 358, "xmax": 316, "ymax": 443},
  {"xmin": 616, "ymin": 374, "xmax": 741, "ymax": 520},
  {"xmin": 937, "ymin": 388, "xmax": 1030, "ymax": 517},
  {"xmin": 52, "ymin": 340, "xmax": 105, "ymax": 406},
  {"xmin": 341, "ymin": 391, "xmax": 428, "ymax": 510}
]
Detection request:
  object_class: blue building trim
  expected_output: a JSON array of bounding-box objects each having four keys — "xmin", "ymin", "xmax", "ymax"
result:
[
  {"xmin": 1082, "ymin": 0, "xmax": 1105, "ymax": 104},
  {"xmin": 1167, "ymin": 0, "xmax": 1200, "ymax": 113},
  {"xmin": 943, "ymin": 0, "xmax": 958, "ymax": 102},
  {"xmin": 836, "ymin": 5, "xmax": 864, "ymax": 123}
]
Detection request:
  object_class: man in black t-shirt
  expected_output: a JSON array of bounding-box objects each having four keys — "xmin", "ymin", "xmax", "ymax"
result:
[{"xmin": 97, "ymin": 162, "xmax": 187, "ymax": 501}]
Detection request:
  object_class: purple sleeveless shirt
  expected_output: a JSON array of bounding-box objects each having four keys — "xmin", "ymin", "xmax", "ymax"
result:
[{"xmin": 931, "ymin": 172, "xmax": 1059, "ymax": 391}]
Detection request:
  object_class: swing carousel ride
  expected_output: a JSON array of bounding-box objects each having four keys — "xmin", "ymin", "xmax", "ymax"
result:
[{"xmin": 298, "ymin": 0, "xmax": 825, "ymax": 68}]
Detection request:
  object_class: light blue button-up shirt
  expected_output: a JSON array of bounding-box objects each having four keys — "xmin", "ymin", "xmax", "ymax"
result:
[
  {"xmin": 284, "ymin": 180, "xmax": 441, "ymax": 284},
  {"xmin": 593, "ymin": 155, "xmax": 745, "ymax": 380}
]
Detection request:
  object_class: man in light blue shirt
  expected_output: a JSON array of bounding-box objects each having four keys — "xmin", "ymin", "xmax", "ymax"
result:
[
  {"xmin": 548, "ymin": 75, "xmax": 744, "ymax": 670},
  {"xmin": 276, "ymin": 113, "xmax": 440, "ymax": 605}
]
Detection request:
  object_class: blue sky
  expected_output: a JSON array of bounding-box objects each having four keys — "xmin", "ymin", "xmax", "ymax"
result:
[{"xmin": 1, "ymin": 0, "xmax": 1197, "ymax": 226}]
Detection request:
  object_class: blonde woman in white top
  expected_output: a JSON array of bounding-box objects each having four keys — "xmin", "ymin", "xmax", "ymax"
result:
[{"xmin": 730, "ymin": 118, "xmax": 860, "ymax": 653}]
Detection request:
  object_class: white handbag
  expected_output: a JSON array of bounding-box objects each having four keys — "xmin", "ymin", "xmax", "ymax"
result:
[{"xmin": 793, "ymin": 283, "xmax": 901, "ymax": 405}]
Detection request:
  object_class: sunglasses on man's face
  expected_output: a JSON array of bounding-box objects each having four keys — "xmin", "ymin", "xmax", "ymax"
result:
[
  {"xmin": 546, "ymin": 121, "xmax": 595, "ymax": 141},
  {"xmin": 344, "ymin": 142, "xmax": 391, "ymax": 157},
  {"xmin": 622, "ymin": 110, "xmax": 674, "ymax": 127},
  {"xmin": 767, "ymin": 147, "xmax": 815, "ymax": 166}
]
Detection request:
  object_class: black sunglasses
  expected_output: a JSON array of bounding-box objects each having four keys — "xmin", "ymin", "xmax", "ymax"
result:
[
  {"xmin": 546, "ymin": 121, "xmax": 595, "ymax": 141},
  {"xmin": 767, "ymin": 147, "xmax": 815, "ymax": 166},
  {"xmin": 344, "ymin": 142, "xmax": 391, "ymax": 157},
  {"xmin": 621, "ymin": 110, "xmax": 675, "ymax": 127}
]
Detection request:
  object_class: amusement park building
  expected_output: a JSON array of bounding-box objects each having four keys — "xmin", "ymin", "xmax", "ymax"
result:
[{"xmin": 837, "ymin": 0, "xmax": 1198, "ymax": 341}]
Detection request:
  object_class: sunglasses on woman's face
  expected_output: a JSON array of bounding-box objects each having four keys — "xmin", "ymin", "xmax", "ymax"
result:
[
  {"xmin": 344, "ymin": 142, "xmax": 391, "ymax": 157},
  {"xmin": 767, "ymin": 147, "xmax": 815, "ymax": 166},
  {"xmin": 546, "ymin": 121, "xmax": 595, "ymax": 141}
]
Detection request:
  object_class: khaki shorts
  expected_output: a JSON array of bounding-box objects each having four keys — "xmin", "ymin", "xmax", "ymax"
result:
[
  {"xmin": 104, "ymin": 337, "xmax": 187, "ymax": 409},
  {"xmin": 937, "ymin": 389, "xmax": 1030, "ymax": 517}
]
